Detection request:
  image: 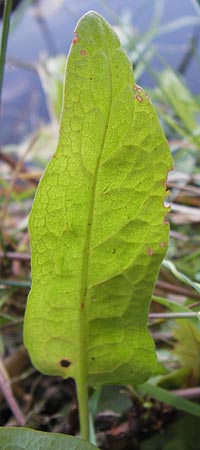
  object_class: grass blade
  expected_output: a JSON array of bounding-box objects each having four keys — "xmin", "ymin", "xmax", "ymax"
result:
[
  {"xmin": 0, "ymin": 0, "xmax": 13, "ymax": 107},
  {"xmin": 138, "ymin": 382, "xmax": 200, "ymax": 417}
]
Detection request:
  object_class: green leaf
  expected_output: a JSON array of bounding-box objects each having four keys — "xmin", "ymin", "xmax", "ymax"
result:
[
  {"xmin": 0, "ymin": 427, "xmax": 99, "ymax": 450},
  {"xmin": 156, "ymin": 367, "xmax": 191, "ymax": 390},
  {"xmin": 154, "ymin": 67, "xmax": 200, "ymax": 145},
  {"xmin": 38, "ymin": 55, "xmax": 66, "ymax": 120},
  {"xmin": 163, "ymin": 260, "xmax": 200, "ymax": 294},
  {"xmin": 173, "ymin": 319, "xmax": 200, "ymax": 385},
  {"xmin": 24, "ymin": 11, "xmax": 172, "ymax": 387},
  {"xmin": 141, "ymin": 415, "xmax": 200, "ymax": 450},
  {"xmin": 152, "ymin": 295, "xmax": 200, "ymax": 329}
]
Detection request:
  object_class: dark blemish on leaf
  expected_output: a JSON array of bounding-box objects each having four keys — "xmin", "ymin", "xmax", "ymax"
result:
[
  {"xmin": 163, "ymin": 180, "xmax": 167, "ymax": 189},
  {"xmin": 90, "ymin": 77, "xmax": 93, "ymax": 80},
  {"xmin": 91, "ymin": 356, "xmax": 95, "ymax": 361},
  {"xmin": 163, "ymin": 167, "xmax": 173, "ymax": 189},
  {"xmin": 81, "ymin": 50, "xmax": 87, "ymax": 56},
  {"xmin": 60, "ymin": 359, "xmax": 71, "ymax": 368},
  {"xmin": 81, "ymin": 302, "xmax": 84, "ymax": 309},
  {"xmin": 112, "ymin": 249, "xmax": 116, "ymax": 254},
  {"xmin": 73, "ymin": 37, "xmax": 79, "ymax": 45},
  {"xmin": 72, "ymin": 32, "xmax": 79, "ymax": 44},
  {"xmin": 135, "ymin": 94, "xmax": 143, "ymax": 103},
  {"xmin": 147, "ymin": 247, "xmax": 154, "ymax": 256},
  {"xmin": 163, "ymin": 216, "xmax": 169, "ymax": 225}
]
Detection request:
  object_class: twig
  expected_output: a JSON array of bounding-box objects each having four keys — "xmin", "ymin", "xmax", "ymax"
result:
[
  {"xmin": 0, "ymin": 319, "xmax": 23, "ymax": 331},
  {"xmin": 168, "ymin": 182, "xmax": 200, "ymax": 195},
  {"xmin": 0, "ymin": 357, "xmax": 25, "ymax": 426},
  {"xmin": 170, "ymin": 230, "xmax": 188, "ymax": 241},
  {"xmin": 149, "ymin": 312, "xmax": 200, "ymax": 320},
  {"xmin": 0, "ymin": 150, "xmax": 39, "ymax": 186},
  {"xmin": 0, "ymin": 251, "xmax": 31, "ymax": 261},
  {"xmin": 172, "ymin": 387, "xmax": 200, "ymax": 399},
  {"xmin": 0, "ymin": 279, "xmax": 31, "ymax": 288},
  {"xmin": 0, "ymin": 150, "xmax": 18, "ymax": 170},
  {"xmin": 0, "ymin": 131, "xmax": 39, "ymax": 232},
  {"xmin": 156, "ymin": 280, "xmax": 200, "ymax": 300},
  {"xmin": 189, "ymin": 301, "xmax": 200, "ymax": 309}
]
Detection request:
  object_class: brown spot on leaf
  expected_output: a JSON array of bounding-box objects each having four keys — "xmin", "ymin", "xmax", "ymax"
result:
[
  {"xmin": 72, "ymin": 32, "xmax": 79, "ymax": 44},
  {"xmin": 147, "ymin": 247, "xmax": 154, "ymax": 256},
  {"xmin": 80, "ymin": 49, "xmax": 87, "ymax": 56},
  {"xmin": 163, "ymin": 167, "xmax": 173, "ymax": 189},
  {"xmin": 163, "ymin": 212, "xmax": 169, "ymax": 224},
  {"xmin": 135, "ymin": 94, "xmax": 143, "ymax": 103},
  {"xmin": 163, "ymin": 218, "xmax": 169, "ymax": 225},
  {"xmin": 133, "ymin": 83, "xmax": 143, "ymax": 92},
  {"xmin": 160, "ymin": 242, "xmax": 166, "ymax": 247},
  {"xmin": 163, "ymin": 180, "xmax": 167, "ymax": 189},
  {"xmin": 60, "ymin": 359, "xmax": 71, "ymax": 368}
]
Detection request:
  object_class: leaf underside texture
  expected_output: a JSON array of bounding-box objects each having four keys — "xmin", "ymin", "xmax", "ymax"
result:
[
  {"xmin": 0, "ymin": 427, "xmax": 99, "ymax": 450},
  {"xmin": 24, "ymin": 11, "xmax": 173, "ymax": 387}
]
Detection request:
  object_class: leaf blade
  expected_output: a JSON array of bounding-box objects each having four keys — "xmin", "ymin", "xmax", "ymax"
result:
[
  {"xmin": 0, "ymin": 427, "xmax": 99, "ymax": 450},
  {"xmin": 24, "ymin": 11, "xmax": 172, "ymax": 386}
]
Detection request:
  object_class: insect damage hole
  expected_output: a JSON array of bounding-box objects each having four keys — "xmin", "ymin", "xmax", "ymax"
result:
[{"xmin": 60, "ymin": 359, "xmax": 71, "ymax": 368}]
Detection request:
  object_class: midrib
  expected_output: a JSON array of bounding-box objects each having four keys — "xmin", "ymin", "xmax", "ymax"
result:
[{"xmin": 78, "ymin": 46, "xmax": 113, "ymax": 381}]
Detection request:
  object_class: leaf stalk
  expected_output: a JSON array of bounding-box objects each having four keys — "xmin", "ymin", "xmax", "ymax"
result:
[{"xmin": 76, "ymin": 378, "xmax": 89, "ymax": 441}]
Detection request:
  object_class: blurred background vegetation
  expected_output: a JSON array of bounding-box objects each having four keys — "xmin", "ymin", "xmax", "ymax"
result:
[{"xmin": 1, "ymin": 1, "xmax": 200, "ymax": 449}]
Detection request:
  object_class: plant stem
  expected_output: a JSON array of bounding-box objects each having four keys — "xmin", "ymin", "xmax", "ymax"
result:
[
  {"xmin": 0, "ymin": 357, "xmax": 25, "ymax": 426},
  {"xmin": 149, "ymin": 311, "xmax": 200, "ymax": 319},
  {"xmin": 0, "ymin": 0, "xmax": 13, "ymax": 108},
  {"xmin": 76, "ymin": 378, "xmax": 89, "ymax": 441}
]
